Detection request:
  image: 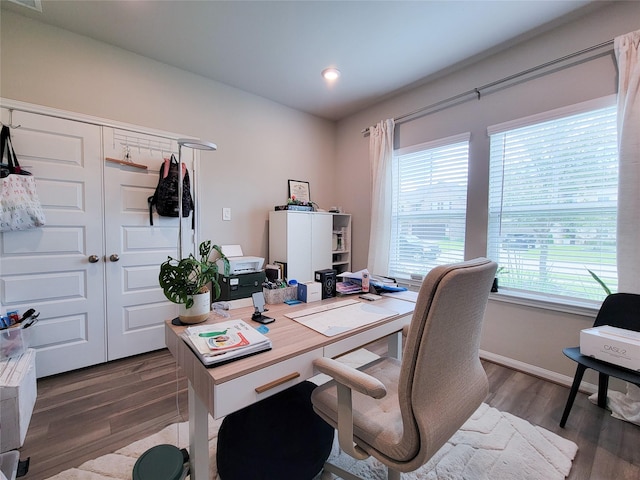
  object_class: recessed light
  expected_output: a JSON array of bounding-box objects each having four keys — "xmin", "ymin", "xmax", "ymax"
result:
[{"xmin": 322, "ymin": 68, "xmax": 341, "ymax": 81}]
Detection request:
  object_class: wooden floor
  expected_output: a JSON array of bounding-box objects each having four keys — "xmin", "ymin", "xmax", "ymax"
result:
[{"xmin": 15, "ymin": 346, "xmax": 640, "ymax": 480}]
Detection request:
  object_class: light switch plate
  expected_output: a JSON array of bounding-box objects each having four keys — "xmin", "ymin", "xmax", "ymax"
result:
[{"xmin": 222, "ymin": 207, "xmax": 231, "ymax": 221}]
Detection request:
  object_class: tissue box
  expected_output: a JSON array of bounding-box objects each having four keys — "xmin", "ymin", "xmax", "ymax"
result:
[
  {"xmin": 580, "ymin": 325, "xmax": 640, "ymax": 371},
  {"xmin": 297, "ymin": 282, "xmax": 322, "ymax": 303},
  {"xmin": 1, "ymin": 348, "xmax": 37, "ymax": 452}
]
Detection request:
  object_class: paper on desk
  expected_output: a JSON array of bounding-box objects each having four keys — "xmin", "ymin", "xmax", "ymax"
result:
[
  {"xmin": 382, "ymin": 290, "xmax": 418, "ymax": 302},
  {"xmin": 286, "ymin": 301, "xmax": 398, "ymax": 337}
]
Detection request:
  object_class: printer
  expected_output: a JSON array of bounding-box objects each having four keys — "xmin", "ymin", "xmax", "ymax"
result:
[
  {"xmin": 215, "ymin": 245, "xmax": 265, "ymax": 301},
  {"xmin": 216, "ymin": 245, "xmax": 264, "ymax": 275}
]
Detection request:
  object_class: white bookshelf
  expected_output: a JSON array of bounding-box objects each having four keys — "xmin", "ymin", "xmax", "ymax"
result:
[{"xmin": 331, "ymin": 213, "xmax": 352, "ymax": 276}]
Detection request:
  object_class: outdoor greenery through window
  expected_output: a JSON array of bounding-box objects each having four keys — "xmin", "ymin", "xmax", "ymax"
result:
[
  {"xmin": 389, "ymin": 134, "xmax": 469, "ymax": 279},
  {"xmin": 487, "ymin": 98, "xmax": 618, "ymax": 302}
]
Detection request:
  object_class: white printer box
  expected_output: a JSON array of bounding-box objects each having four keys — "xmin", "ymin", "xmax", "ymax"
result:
[
  {"xmin": 580, "ymin": 326, "xmax": 640, "ymax": 371},
  {"xmin": 0, "ymin": 348, "xmax": 37, "ymax": 453},
  {"xmin": 297, "ymin": 282, "xmax": 322, "ymax": 303}
]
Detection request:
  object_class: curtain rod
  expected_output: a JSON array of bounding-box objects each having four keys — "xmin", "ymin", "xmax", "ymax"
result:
[{"xmin": 362, "ymin": 39, "xmax": 615, "ymax": 135}]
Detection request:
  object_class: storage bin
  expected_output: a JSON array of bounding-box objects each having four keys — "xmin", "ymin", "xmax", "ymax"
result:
[
  {"xmin": 0, "ymin": 327, "xmax": 32, "ymax": 361},
  {"xmin": 0, "ymin": 349, "xmax": 37, "ymax": 453},
  {"xmin": 263, "ymin": 286, "xmax": 298, "ymax": 305},
  {"xmin": 0, "ymin": 450, "xmax": 20, "ymax": 480}
]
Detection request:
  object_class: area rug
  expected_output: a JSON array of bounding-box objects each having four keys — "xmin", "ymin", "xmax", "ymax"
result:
[
  {"xmin": 46, "ymin": 402, "xmax": 577, "ymax": 480},
  {"xmin": 46, "ymin": 349, "xmax": 577, "ymax": 479}
]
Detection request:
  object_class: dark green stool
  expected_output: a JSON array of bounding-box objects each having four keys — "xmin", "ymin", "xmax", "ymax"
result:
[{"xmin": 132, "ymin": 444, "xmax": 189, "ymax": 480}]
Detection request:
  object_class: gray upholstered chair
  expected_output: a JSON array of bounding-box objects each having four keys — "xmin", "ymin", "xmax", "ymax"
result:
[{"xmin": 311, "ymin": 258, "xmax": 497, "ymax": 480}]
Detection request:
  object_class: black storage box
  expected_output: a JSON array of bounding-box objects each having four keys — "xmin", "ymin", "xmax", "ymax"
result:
[
  {"xmin": 314, "ymin": 268, "xmax": 336, "ymax": 299},
  {"xmin": 215, "ymin": 271, "xmax": 265, "ymax": 301}
]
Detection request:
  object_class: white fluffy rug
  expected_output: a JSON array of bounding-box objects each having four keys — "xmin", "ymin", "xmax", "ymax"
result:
[{"xmin": 47, "ymin": 402, "xmax": 577, "ymax": 480}]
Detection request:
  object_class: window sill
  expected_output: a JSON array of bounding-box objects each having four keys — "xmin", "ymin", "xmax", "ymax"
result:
[
  {"xmin": 398, "ymin": 278, "xmax": 601, "ymax": 317},
  {"xmin": 489, "ymin": 289, "xmax": 600, "ymax": 317}
]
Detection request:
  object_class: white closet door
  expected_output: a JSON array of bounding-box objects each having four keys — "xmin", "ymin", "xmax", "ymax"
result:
[
  {"xmin": 102, "ymin": 128, "xmax": 190, "ymax": 360},
  {"xmin": 0, "ymin": 109, "xmax": 106, "ymax": 377}
]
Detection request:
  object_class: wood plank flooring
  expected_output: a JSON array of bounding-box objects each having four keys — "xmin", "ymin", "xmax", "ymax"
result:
[{"xmin": 14, "ymin": 347, "xmax": 640, "ymax": 480}]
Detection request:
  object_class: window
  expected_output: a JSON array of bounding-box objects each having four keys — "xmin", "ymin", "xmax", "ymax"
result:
[
  {"xmin": 487, "ymin": 97, "xmax": 618, "ymax": 301},
  {"xmin": 389, "ymin": 134, "xmax": 469, "ymax": 279}
]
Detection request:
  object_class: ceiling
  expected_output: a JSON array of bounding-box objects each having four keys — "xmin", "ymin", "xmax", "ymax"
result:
[{"xmin": 2, "ymin": 0, "xmax": 600, "ymax": 121}]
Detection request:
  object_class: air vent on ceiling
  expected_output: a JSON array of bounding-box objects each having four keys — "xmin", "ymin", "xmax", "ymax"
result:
[{"xmin": 6, "ymin": 0, "xmax": 42, "ymax": 12}]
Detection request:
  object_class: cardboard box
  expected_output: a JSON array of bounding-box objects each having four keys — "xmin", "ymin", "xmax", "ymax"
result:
[
  {"xmin": 0, "ymin": 348, "xmax": 37, "ymax": 452},
  {"xmin": 297, "ymin": 282, "xmax": 322, "ymax": 303},
  {"xmin": 580, "ymin": 325, "xmax": 640, "ymax": 371}
]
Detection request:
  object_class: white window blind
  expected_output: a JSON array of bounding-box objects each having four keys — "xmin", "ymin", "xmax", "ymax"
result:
[
  {"xmin": 390, "ymin": 134, "xmax": 469, "ymax": 279},
  {"xmin": 487, "ymin": 99, "xmax": 618, "ymax": 301}
]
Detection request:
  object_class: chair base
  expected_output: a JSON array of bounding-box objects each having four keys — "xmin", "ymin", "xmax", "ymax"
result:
[{"xmin": 323, "ymin": 460, "xmax": 401, "ymax": 480}]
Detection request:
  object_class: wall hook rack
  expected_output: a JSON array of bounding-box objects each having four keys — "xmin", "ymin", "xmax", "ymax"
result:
[{"xmin": 6, "ymin": 109, "xmax": 21, "ymax": 129}]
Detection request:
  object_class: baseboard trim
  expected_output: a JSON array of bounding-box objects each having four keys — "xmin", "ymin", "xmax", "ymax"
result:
[{"xmin": 479, "ymin": 350, "xmax": 597, "ymax": 395}]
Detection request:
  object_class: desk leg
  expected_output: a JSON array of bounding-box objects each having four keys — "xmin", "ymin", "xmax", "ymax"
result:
[
  {"xmin": 388, "ymin": 331, "xmax": 402, "ymax": 360},
  {"xmin": 188, "ymin": 382, "xmax": 210, "ymax": 480}
]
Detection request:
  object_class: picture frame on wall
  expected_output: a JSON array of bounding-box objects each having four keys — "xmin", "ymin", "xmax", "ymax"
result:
[{"xmin": 288, "ymin": 179, "xmax": 310, "ymax": 203}]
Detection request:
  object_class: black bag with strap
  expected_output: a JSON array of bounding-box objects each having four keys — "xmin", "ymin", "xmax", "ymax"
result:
[{"xmin": 148, "ymin": 154, "xmax": 194, "ymax": 225}]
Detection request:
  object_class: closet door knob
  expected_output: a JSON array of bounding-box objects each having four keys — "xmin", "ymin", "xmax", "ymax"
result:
[
  {"xmin": 110, "ymin": 254, "xmax": 120, "ymax": 262},
  {"xmin": 88, "ymin": 255, "xmax": 100, "ymax": 263}
]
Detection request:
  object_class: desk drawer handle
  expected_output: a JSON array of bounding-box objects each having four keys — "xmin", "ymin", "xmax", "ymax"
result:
[{"xmin": 255, "ymin": 372, "xmax": 300, "ymax": 394}]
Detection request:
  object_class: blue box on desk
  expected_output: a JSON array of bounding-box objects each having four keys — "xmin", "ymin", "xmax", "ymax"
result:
[{"xmin": 297, "ymin": 281, "xmax": 322, "ymax": 303}]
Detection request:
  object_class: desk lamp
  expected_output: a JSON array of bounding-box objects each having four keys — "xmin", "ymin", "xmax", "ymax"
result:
[{"xmin": 177, "ymin": 138, "xmax": 217, "ymax": 260}]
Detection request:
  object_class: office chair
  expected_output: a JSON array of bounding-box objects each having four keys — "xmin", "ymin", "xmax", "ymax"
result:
[
  {"xmin": 311, "ymin": 258, "xmax": 497, "ymax": 480},
  {"xmin": 560, "ymin": 292, "xmax": 640, "ymax": 428}
]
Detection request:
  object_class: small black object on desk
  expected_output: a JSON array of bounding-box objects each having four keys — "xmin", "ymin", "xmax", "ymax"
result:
[
  {"xmin": 251, "ymin": 311, "xmax": 275, "ymax": 324},
  {"xmin": 251, "ymin": 291, "xmax": 274, "ymax": 324}
]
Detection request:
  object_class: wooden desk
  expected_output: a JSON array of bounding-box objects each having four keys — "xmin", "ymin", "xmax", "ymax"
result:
[{"xmin": 165, "ymin": 296, "xmax": 415, "ymax": 480}]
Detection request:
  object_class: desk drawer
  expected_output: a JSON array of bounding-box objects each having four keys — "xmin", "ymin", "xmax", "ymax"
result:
[{"xmin": 213, "ymin": 348, "xmax": 322, "ymax": 418}]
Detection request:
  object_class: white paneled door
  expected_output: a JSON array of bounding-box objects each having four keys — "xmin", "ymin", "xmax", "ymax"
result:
[
  {"xmin": 1, "ymin": 108, "xmax": 190, "ymax": 376},
  {"xmin": 0, "ymin": 109, "xmax": 107, "ymax": 376},
  {"xmin": 102, "ymin": 127, "xmax": 183, "ymax": 361}
]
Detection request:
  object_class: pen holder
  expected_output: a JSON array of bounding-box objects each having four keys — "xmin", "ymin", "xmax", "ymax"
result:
[
  {"xmin": 0, "ymin": 326, "xmax": 32, "ymax": 360},
  {"xmin": 263, "ymin": 286, "xmax": 298, "ymax": 305}
]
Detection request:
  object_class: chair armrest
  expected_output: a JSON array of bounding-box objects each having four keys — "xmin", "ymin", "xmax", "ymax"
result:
[
  {"xmin": 314, "ymin": 356, "xmax": 385, "ymax": 460},
  {"xmin": 313, "ymin": 357, "xmax": 387, "ymax": 399}
]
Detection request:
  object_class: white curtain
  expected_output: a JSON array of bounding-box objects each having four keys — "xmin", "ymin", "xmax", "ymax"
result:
[
  {"xmin": 367, "ymin": 118, "xmax": 395, "ymax": 274},
  {"xmin": 615, "ymin": 30, "xmax": 640, "ymax": 294}
]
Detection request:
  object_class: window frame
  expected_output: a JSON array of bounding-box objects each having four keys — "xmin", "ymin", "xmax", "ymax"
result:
[
  {"xmin": 389, "ymin": 133, "xmax": 471, "ymax": 280},
  {"xmin": 486, "ymin": 95, "xmax": 618, "ymax": 305}
]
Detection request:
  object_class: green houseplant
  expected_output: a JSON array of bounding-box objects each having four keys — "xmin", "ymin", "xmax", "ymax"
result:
[{"xmin": 159, "ymin": 240, "xmax": 229, "ymax": 323}]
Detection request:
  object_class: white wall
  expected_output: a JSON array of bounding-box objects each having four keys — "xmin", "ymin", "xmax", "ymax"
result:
[
  {"xmin": 0, "ymin": 10, "xmax": 336, "ymax": 259},
  {"xmin": 333, "ymin": 1, "xmax": 640, "ymax": 386}
]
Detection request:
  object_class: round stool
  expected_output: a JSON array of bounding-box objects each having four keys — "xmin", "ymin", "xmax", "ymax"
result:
[{"xmin": 132, "ymin": 444, "xmax": 188, "ymax": 480}]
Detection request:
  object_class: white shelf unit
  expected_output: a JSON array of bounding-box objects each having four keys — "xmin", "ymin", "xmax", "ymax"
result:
[{"xmin": 331, "ymin": 213, "xmax": 352, "ymax": 276}]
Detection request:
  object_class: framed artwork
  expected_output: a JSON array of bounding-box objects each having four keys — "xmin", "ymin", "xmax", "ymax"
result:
[{"xmin": 288, "ymin": 179, "xmax": 310, "ymax": 203}]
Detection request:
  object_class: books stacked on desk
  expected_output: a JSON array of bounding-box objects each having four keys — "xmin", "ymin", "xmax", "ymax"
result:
[{"xmin": 182, "ymin": 319, "xmax": 272, "ymax": 367}]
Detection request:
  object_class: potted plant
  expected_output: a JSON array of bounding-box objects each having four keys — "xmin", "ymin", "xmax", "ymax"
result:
[{"xmin": 159, "ymin": 240, "xmax": 229, "ymax": 324}]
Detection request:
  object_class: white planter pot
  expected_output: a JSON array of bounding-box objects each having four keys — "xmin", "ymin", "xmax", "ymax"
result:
[{"xmin": 178, "ymin": 292, "xmax": 210, "ymax": 324}]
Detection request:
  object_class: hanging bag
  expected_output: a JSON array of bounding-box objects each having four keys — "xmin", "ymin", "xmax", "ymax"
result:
[
  {"xmin": 0, "ymin": 125, "xmax": 46, "ymax": 232},
  {"xmin": 147, "ymin": 154, "xmax": 194, "ymax": 226}
]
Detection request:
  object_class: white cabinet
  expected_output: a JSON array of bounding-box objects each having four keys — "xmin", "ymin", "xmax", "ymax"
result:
[
  {"xmin": 331, "ymin": 213, "xmax": 352, "ymax": 276},
  {"xmin": 268, "ymin": 211, "xmax": 332, "ymax": 283}
]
